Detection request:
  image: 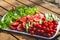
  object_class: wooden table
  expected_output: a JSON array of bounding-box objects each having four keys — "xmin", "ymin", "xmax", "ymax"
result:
[{"xmin": 0, "ymin": 0, "xmax": 60, "ymax": 40}]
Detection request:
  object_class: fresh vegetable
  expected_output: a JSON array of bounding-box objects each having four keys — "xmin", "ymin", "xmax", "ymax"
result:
[
  {"xmin": 0, "ymin": 6, "xmax": 38, "ymax": 29},
  {"xmin": 0, "ymin": 6, "xmax": 58, "ymax": 38},
  {"xmin": 9, "ymin": 12, "xmax": 58, "ymax": 38}
]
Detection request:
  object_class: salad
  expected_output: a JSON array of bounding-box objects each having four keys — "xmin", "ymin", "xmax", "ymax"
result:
[{"xmin": 0, "ymin": 6, "xmax": 58, "ymax": 38}]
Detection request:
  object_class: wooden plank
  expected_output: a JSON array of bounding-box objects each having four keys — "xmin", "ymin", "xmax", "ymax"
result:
[
  {"xmin": 0, "ymin": 1, "xmax": 13, "ymax": 10},
  {"xmin": 40, "ymin": 3, "xmax": 60, "ymax": 14},
  {"xmin": 10, "ymin": 33, "xmax": 36, "ymax": 40},
  {"xmin": 0, "ymin": 7, "xmax": 7, "ymax": 16},
  {"xmin": 30, "ymin": 0, "xmax": 60, "ymax": 14},
  {"xmin": 17, "ymin": 0, "xmax": 36, "ymax": 7},
  {"xmin": 4, "ymin": 0, "xmax": 23, "ymax": 7},
  {"xmin": 0, "ymin": 31, "xmax": 16, "ymax": 40}
]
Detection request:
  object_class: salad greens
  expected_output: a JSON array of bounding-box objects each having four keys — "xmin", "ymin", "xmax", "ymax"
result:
[{"xmin": 0, "ymin": 6, "xmax": 39, "ymax": 29}]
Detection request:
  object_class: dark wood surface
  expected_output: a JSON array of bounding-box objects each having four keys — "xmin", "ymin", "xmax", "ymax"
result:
[{"xmin": 0, "ymin": 0, "xmax": 60, "ymax": 40}]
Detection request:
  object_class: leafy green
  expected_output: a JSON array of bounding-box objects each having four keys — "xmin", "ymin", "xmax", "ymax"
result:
[
  {"xmin": 0, "ymin": 20, "xmax": 8, "ymax": 29},
  {"xmin": 0, "ymin": 6, "xmax": 39, "ymax": 29}
]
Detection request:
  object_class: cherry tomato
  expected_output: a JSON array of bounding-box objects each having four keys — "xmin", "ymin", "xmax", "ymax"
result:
[
  {"xmin": 42, "ymin": 21, "xmax": 46, "ymax": 24},
  {"xmin": 48, "ymin": 21, "xmax": 52, "ymax": 25},
  {"xmin": 46, "ymin": 28, "xmax": 50, "ymax": 32},
  {"xmin": 50, "ymin": 32, "xmax": 54, "ymax": 35},
  {"xmin": 47, "ymin": 33, "xmax": 51, "ymax": 37},
  {"xmin": 33, "ymin": 23, "xmax": 39, "ymax": 28},
  {"xmin": 42, "ymin": 17, "xmax": 46, "ymax": 21},
  {"xmin": 37, "ymin": 24, "xmax": 42, "ymax": 28},
  {"xmin": 40, "ymin": 30, "xmax": 44, "ymax": 33},
  {"xmin": 50, "ymin": 29, "xmax": 53, "ymax": 32},
  {"xmin": 37, "ymin": 29, "xmax": 41, "ymax": 33},
  {"xmin": 43, "ymin": 26, "xmax": 46, "ymax": 31},
  {"xmin": 54, "ymin": 22, "xmax": 58, "ymax": 25},
  {"xmin": 52, "ymin": 20, "xmax": 57, "ymax": 22},
  {"xmin": 28, "ymin": 27, "xmax": 33, "ymax": 31},
  {"xmin": 53, "ymin": 25, "xmax": 57, "ymax": 28},
  {"xmin": 30, "ymin": 31, "xmax": 35, "ymax": 35},
  {"xmin": 33, "ymin": 27, "xmax": 36, "ymax": 31},
  {"xmin": 52, "ymin": 20, "xmax": 58, "ymax": 25},
  {"xmin": 33, "ymin": 24, "xmax": 37, "ymax": 27},
  {"xmin": 49, "ymin": 25, "xmax": 53, "ymax": 29},
  {"xmin": 53, "ymin": 30, "xmax": 56, "ymax": 33},
  {"xmin": 44, "ymin": 22, "xmax": 48, "ymax": 27}
]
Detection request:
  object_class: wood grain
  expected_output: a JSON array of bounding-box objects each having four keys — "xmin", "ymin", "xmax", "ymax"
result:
[
  {"xmin": 0, "ymin": 0, "xmax": 60, "ymax": 40},
  {"xmin": 0, "ymin": 31, "xmax": 16, "ymax": 40},
  {"xmin": 0, "ymin": 7, "xmax": 7, "ymax": 16}
]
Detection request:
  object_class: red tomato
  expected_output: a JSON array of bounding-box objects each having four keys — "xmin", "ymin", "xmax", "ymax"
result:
[
  {"xmin": 37, "ymin": 24, "xmax": 42, "ymax": 28},
  {"xmin": 30, "ymin": 31, "xmax": 35, "ymax": 35},
  {"xmin": 52, "ymin": 20, "xmax": 57, "ymax": 22},
  {"xmin": 48, "ymin": 21, "xmax": 52, "ymax": 25},
  {"xmin": 47, "ymin": 33, "xmax": 51, "ymax": 37},
  {"xmin": 42, "ymin": 21, "xmax": 46, "ymax": 24},
  {"xmin": 33, "ymin": 27, "xmax": 36, "ymax": 31},
  {"xmin": 50, "ymin": 32, "xmax": 54, "ymax": 35},
  {"xmin": 53, "ymin": 30, "xmax": 56, "ymax": 33},
  {"xmin": 53, "ymin": 25, "xmax": 57, "ymax": 28},
  {"xmin": 42, "ymin": 21, "xmax": 48, "ymax": 27},
  {"xmin": 43, "ymin": 26, "xmax": 46, "ymax": 31},
  {"xmin": 10, "ymin": 26, "xmax": 17, "ymax": 30},
  {"xmin": 37, "ymin": 29, "xmax": 41, "ymax": 33},
  {"xmin": 50, "ymin": 29, "xmax": 53, "ymax": 32},
  {"xmin": 46, "ymin": 28, "xmax": 50, "ymax": 32},
  {"xmin": 42, "ymin": 17, "xmax": 46, "ymax": 21},
  {"xmin": 54, "ymin": 22, "xmax": 58, "ymax": 25},
  {"xmin": 11, "ymin": 22, "xmax": 19, "ymax": 27},
  {"xmin": 52, "ymin": 20, "xmax": 58, "ymax": 25},
  {"xmin": 33, "ymin": 23, "xmax": 38, "ymax": 27},
  {"xmin": 28, "ymin": 27, "xmax": 33, "ymax": 31},
  {"xmin": 44, "ymin": 22, "xmax": 48, "ymax": 27},
  {"xmin": 49, "ymin": 25, "xmax": 53, "ymax": 29},
  {"xmin": 40, "ymin": 30, "xmax": 44, "ymax": 33},
  {"xmin": 33, "ymin": 24, "xmax": 37, "ymax": 27}
]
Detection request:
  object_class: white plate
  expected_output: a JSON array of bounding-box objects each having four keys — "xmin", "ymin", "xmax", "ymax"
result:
[{"xmin": 1, "ymin": 13, "xmax": 60, "ymax": 39}]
